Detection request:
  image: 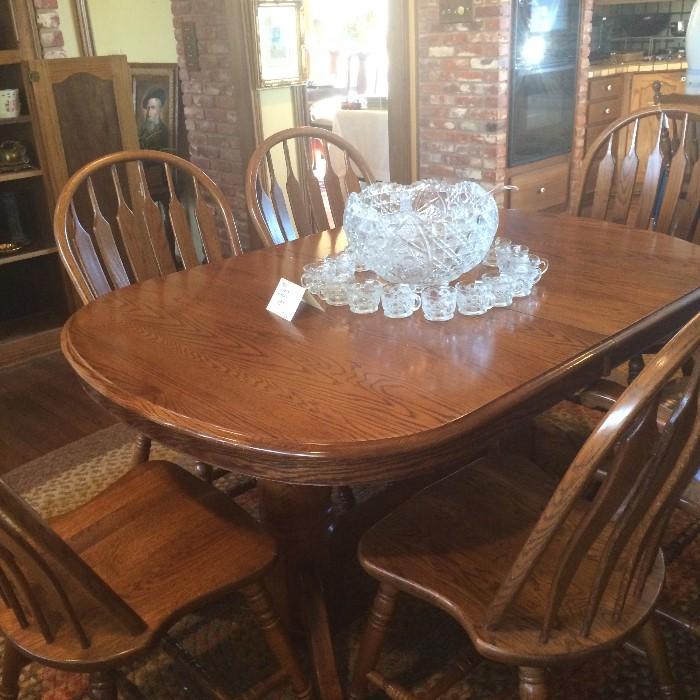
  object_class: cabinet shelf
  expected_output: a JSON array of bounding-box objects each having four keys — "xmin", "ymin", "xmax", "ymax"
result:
[
  {"xmin": 0, "ymin": 115, "xmax": 31, "ymax": 125},
  {"xmin": 0, "ymin": 168, "xmax": 41, "ymax": 183},
  {"xmin": 0, "ymin": 310, "xmax": 65, "ymax": 366},
  {"xmin": 0, "ymin": 242, "xmax": 57, "ymax": 266},
  {"xmin": 0, "ymin": 49, "xmax": 21, "ymax": 66}
]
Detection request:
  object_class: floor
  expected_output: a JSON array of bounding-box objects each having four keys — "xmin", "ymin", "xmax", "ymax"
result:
[{"xmin": 0, "ymin": 351, "xmax": 116, "ymax": 475}]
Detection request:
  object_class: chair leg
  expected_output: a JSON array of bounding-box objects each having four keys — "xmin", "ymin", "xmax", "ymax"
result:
[
  {"xmin": 349, "ymin": 583, "xmax": 400, "ymax": 700},
  {"xmin": 132, "ymin": 434, "xmax": 151, "ymax": 467},
  {"xmin": 0, "ymin": 641, "xmax": 28, "ymax": 700},
  {"xmin": 628, "ymin": 355, "xmax": 645, "ymax": 384},
  {"xmin": 89, "ymin": 670, "xmax": 118, "ymax": 700},
  {"xmin": 195, "ymin": 462, "xmax": 214, "ymax": 483},
  {"xmin": 638, "ymin": 617, "xmax": 679, "ymax": 700},
  {"xmin": 518, "ymin": 667, "xmax": 549, "ymax": 700},
  {"xmin": 240, "ymin": 582, "xmax": 313, "ymax": 700}
]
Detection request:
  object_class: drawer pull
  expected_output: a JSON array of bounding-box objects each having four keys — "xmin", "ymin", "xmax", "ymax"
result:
[
  {"xmin": 681, "ymin": 76, "xmax": 687, "ymax": 82},
  {"xmin": 604, "ymin": 107, "xmax": 612, "ymax": 115},
  {"xmin": 537, "ymin": 187, "xmax": 546, "ymax": 194},
  {"xmin": 606, "ymin": 83, "xmax": 613, "ymax": 91}
]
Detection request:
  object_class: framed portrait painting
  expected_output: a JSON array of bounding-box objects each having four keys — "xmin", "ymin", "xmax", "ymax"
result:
[
  {"xmin": 130, "ymin": 63, "xmax": 179, "ymax": 152},
  {"xmin": 252, "ymin": 0, "xmax": 305, "ymax": 88}
]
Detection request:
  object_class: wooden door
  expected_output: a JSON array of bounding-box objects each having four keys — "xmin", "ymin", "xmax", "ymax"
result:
[{"xmin": 27, "ymin": 56, "xmax": 139, "ymax": 211}]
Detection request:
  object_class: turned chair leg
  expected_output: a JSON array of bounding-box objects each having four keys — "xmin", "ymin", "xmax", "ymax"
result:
[
  {"xmin": 518, "ymin": 667, "xmax": 549, "ymax": 700},
  {"xmin": 240, "ymin": 582, "xmax": 313, "ymax": 700},
  {"xmin": 195, "ymin": 462, "xmax": 215, "ymax": 483},
  {"xmin": 638, "ymin": 617, "xmax": 679, "ymax": 700},
  {"xmin": 131, "ymin": 433, "xmax": 151, "ymax": 467},
  {"xmin": 349, "ymin": 583, "xmax": 400, "ymax": 700},
  {"xmin": 89, "ymin": 670, "xmax": 118, "ymax": 700},
  {"xmin": 0, "ymin": 641, "xmax": 28, "ymax": 700},
  {"xmin": 628, "ymin": 355, "xmax": 645, "ymax": 384}
]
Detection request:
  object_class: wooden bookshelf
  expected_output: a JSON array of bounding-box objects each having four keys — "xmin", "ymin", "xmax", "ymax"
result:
[
  {"xmin": 0, "ymin": 167, "xmax": 42, "ymax": 183},
  {"xmin": 0, "ymin": 241, "xmax": 56, "ymax": 266},
  {"xmin": 0, "ymin": 0, "xmax": 70, "ymax": 366}
]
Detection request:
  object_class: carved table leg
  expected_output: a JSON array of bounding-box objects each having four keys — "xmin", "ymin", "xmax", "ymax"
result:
[
  {"xmin": 258, "ymin": 481, "xmax": 341, "ymax": 700},
  {"xmin": 518, "ymin": 667, "xmax": 549, "ymax": 700},
  {"xmin": 0, "ymin": 640, "xmax": 28, "ymax": 700}
]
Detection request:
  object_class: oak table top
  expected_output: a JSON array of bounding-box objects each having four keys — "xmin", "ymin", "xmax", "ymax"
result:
[
  {"xmin": 62, "ymin": 210, "xmax": 700, "ymax": 486},
  {"xmin": 62, "ymin": 209, "xmax": 700, "ymax": 700}
]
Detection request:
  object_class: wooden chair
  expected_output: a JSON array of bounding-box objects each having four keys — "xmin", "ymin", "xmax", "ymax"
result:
[
  {"xmin": 350, "ymin": 313, "xmax": 700, "ymax": 700},
  {"xmin": 0, "ymin": 459, "xmax": 311, "ymax": 700},
  {"xmin": 572, "ymin": 103, "xmax": 700, "ymax": 241},
  {"xmin": 53, "ymin": 150, "xmax": 243, "ymax": 477},
  {"xmin": 572, "ymin": 104, "xmax": 700, "ymax": 381},
  {"xmin": 245, "ymin": 126, "xmax": 375, "ymax": 247}
]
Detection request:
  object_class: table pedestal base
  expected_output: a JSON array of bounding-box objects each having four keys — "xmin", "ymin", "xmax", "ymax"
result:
[{"xmin": 259, "ymin": 481, "xmax": 343, "ymax": 700}]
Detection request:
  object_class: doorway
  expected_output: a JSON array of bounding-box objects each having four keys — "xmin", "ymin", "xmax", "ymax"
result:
[
  {"xmin": 248, "ymin": 0, "xmax": 417, "ymax": 185},
  {"xmin": 304, "ymin": 1, "xmax": 390, "ymax": 181}
]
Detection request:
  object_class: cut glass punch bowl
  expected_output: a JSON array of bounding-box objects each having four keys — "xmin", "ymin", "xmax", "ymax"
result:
[{"xmin": 343, "ymin": 179, "xmax": 499, "ymax": 286}]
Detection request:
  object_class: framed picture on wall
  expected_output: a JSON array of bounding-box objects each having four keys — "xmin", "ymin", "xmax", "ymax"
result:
[
  {"xmin": 252, "ymin": 0, "xmax": 305, "ymax": 87},
  {"xmin": 130, "ymin": 63, "xmax": 179, "ymax": 152}
]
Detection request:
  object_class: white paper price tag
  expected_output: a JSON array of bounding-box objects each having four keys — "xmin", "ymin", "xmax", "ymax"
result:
[{"xmin": 267, "ymin": 278, "xmax": 306, "ymax": 321}]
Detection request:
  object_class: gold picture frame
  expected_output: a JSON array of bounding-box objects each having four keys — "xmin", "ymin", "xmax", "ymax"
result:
[
  {"xmin": 251, "ymin": 0, "xmax": 305, "ymax": 88},
  {"xmin": 130, "ymin": 63, "xmax": 179, "ymax": 152}
]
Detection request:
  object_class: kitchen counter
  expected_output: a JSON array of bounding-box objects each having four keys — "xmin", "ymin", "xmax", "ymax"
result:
[{"xmin": 588, "ymin": 59, "xmax": 687, "ymax": 78}]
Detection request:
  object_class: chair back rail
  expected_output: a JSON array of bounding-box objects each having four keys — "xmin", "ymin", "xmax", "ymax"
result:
[
  {"xmin": 0, "ymin": 482, "xmax": 146, "ymax": 648},
  {"xmin": 485, "ymin": 314, "xmax": 700, "ymax": 640},
  {"xmin": 54, "ymin": 149, "xmax": 242, "ymax": 304},
  {"xmin": 572, "ymin": 104, "xmax": 700, "ymax": 240},
  {"xmin": 245, "ymin": 126, "xmax": 375, "ymax": 247}
]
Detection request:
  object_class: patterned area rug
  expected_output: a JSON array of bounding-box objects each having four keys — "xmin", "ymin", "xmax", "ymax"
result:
[{"xmin": 4, "ymin": 422, "xmax": 700, "ymax": 699}]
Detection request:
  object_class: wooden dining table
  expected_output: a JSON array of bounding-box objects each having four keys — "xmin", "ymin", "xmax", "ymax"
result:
[{"xmin": 62, "ymin": 210, "xmax": 700, "ymax": 700}]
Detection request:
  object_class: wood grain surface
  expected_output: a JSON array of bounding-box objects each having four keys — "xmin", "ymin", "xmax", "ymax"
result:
[{"xmin": 61, "ymin": 210, "xmax": 700, "ymax": 485}]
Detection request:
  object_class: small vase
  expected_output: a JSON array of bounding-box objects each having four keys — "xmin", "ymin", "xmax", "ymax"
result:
[{"xmin": 687, "ymin": 0, "xmax": 700, "ymax": 95}]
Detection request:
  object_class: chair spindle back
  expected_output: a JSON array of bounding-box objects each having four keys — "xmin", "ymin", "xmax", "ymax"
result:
[
  {"xmin": 0, "ymin": 481, "xmax": 145, "ymax": 648},
  {"xmin": 485, "ymin": 314, "xmax": 700, "ymax": 641},
  {"xmin": 54, "ymin": 149, "xmax": 242, "ymax": 304},
  {"xmin": 245, "ymin": 126, "xmax": 376, "ymax": 247},
  {"xmin": 572, "ymin": 105, "xmax": 700, "ymax": 241}
]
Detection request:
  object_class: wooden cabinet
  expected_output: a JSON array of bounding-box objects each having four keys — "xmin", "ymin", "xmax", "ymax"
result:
[
  {"xmin": 628, "ymin": 71, "xmax": 686, "ymax": 112},
  {"xmin": 584, "ymin": 70, "xmax": 687, "ymax": 156},
  {"xmin": 507, "ymin": 157, "xmax": 570, "ymax": 211},
  {"xmin": 627, "ymin": 72, "xmax": 686, "ymax": 167},
  {"xmin": 585, "ymin": 75, "xmax": 626, "ymax": 152},
  {"xmin": 0, "ymin": 0, "xmax": 67, "ymax": 366},
  {"xmin": 0, "ymin": 0, "xmax": 138, "ymax": 366}
]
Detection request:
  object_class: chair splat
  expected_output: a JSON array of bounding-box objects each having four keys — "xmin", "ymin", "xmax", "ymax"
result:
[
  {"xmin": 54, "ymin": 150, "xmax": 241, "ymax": 304},
  {"xmin": 246, "ymin": 126, "xmax": 376, "ymax": 247}
]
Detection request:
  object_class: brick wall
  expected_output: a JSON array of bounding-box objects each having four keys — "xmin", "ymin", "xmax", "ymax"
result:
[
  {"xmin": 170, "ymin": 0, "xmax": 251, "ymax": 248},
  {"xmin": 570, "ymin": 0, "xmax": 595, "ymax": 204},
  {"xmin": 416, "ymin": 0, "xmax": 511, "ymax": 189},
  {"xmin": 33, "ymin": 0, "xmax": 67, "ymax": 58}
]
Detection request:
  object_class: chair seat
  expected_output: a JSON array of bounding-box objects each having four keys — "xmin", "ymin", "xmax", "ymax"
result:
[
  {"xmin": 359, "ymin": 452, "xmax": 664, "ymax": 666},
  {"xmin": 1, "ymin": 461, "xmax": 276, "ymax": 669}
]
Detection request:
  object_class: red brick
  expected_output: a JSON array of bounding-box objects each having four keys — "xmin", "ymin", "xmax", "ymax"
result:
[{"xmin": 39, "ymin": 29, "xmax": 63, "ymax": 48}]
